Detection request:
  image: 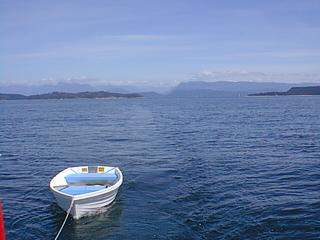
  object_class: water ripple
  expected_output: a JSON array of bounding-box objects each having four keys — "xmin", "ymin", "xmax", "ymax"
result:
[{"xmin": 0, "ymin": 97, "xmax": 320, "ymax": 239}]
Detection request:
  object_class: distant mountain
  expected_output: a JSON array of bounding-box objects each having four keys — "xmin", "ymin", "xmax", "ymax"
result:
[
  {"xmin": 0, "ymin": 82, "xmax": 171, "ymax": 95},
  {"xmin": 171, "ymin": 81, "xmax": 317, "ymax": 96},
  {"xmin": 3, "ymin": 80, "xmax": 318, "ymax": 98},
  {"xmin": 249, "ymin": 86, "xmax": 320, "ymax": 96},
  {"xmin": 168, "ymin": 89, "xmax": 244, "ymax": 97},
  {"xmin": 138, "ymin": 92, "xmax": 163, "ymax": 98},
  {"xmin": 0, "ymin": 91, "xmax": 142, "ymax": 100},
  {"xmin": 0, "ymin": 93, "xmax": 27, "ymax": 100}
]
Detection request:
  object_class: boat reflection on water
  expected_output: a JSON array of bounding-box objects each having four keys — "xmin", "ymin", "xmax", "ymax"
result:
[{"xmin": 50, "ymin": 200, "xmax": 123, "ymax": 240}]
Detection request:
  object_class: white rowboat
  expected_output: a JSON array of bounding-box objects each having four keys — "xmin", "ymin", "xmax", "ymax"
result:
[{"xmin": 50, "ymin": 166, "xmax": 123, "ymax": 219}]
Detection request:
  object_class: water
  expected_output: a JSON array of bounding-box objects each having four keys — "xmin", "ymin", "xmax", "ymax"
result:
[{"xmin": 0, "ymin": 96, "xmax": 320, "ymax": 240}]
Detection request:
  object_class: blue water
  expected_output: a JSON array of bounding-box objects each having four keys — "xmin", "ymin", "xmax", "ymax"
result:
[{"xmin": 0, "ymin": 96, "xmax": 320, "ymax": 239}]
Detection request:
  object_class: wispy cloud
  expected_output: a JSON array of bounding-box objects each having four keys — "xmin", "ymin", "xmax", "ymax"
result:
[
  {"xmin": 191, "ymin": 70, "xmax": 320, "ymax": 83},
  {"xmin": 245, "ymin": 49, "xmax": 320, "ymax": 58},
  {"xmin": 0, "ymin": 76, "xmax": 97, "ymax": 86},
  {"xmin": 5, "ymin": 34, "xmax": 183, "ymax": 59},
  {"xmin": 216, "ymin": 9, "xmax": 262, "ymax": 17},
  {"xmin": 107, "ymin": 34, "xmax": 171, "ymax": 41}
]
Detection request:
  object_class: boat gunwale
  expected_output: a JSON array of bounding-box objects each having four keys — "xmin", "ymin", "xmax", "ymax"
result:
[{"xmin": 49, "ymin": 166, "xmax": 123, "ymax": 200}]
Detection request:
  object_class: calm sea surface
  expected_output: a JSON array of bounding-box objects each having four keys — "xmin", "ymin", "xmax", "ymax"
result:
[{"xmin": 0, "ymin": 96, "xmax": 319, "ymax": 240}]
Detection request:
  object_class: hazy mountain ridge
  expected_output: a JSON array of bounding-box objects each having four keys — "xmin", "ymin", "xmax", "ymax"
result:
[
  {"xmin": 167, "ymin": 81, "xmax": 319, "ymax": 97},
  {"xmin": 249, "ymin": 86, "xmax": 320, "ymax": 96},
  {"xmin": 0, "ymin": 91, "xmax": 142, "ymax": 100},
  {"xmin": 173, "ymin": 81, "xmax": 317, "ymax": 92},
  {"xmin": 0, "ymin": 82, "xmax": 94, "ymax": 95},
  {"xmin": 0, "ymin": 82, "xmax": 170, "ymax": 95},
  {"xmin": 1, "ymin": 80, "xmax": 319, "ymax": 98}
]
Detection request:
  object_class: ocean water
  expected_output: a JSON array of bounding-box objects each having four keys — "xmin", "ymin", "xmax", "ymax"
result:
[{"xmin": 0, "ymin": 96, "xmax": 319, "ymax": 240}]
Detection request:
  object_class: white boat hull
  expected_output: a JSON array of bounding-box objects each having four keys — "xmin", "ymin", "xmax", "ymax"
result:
[{"xmin": 53, "ymin": 188, "xmax": 119, "ymax": 219}]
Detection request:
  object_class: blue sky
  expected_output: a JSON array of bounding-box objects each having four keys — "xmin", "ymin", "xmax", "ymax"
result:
[{"xmin": 1, "ymin": 0, "xmax": 320, "ymax": 86}]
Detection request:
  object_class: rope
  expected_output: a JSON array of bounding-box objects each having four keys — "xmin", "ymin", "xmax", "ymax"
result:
[{"xmin": 54, "ymin": 198, "xmax": 74, "ymax": 240}]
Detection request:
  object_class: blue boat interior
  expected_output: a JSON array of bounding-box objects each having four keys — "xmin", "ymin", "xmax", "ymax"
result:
[
  {"xmin": 56, "ymin": 185, "xmax": 106, "ymax": 195},
  {"xmin": 65, "ymin": 172, "xmax": 118, "ymax": 185},
  {"xmin": 54, "ymin": 172, "xmax": 118, "ymax": 195}
]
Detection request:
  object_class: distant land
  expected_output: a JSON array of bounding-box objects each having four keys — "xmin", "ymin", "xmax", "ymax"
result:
[
  {"xmin": 0, "ymin": 82, "xmax": 170, "ymax": 95},
  {"xmin": 167, "ymin": 81, "xmax": 319, "ymax": 97},
  {"xmin": 0, "ymin": 91, "xmax": 142, "ymax": 100},
  {"xmin": 248, "ymin": 86, "xmax": 320, "ymax": 96},
  {"xmin": 1, "ymin": 81, "xmax": 320, "ymax": 98},
  {"xmin": 171, "ymin": 80, "xmax": 316, "ymax": 93}
]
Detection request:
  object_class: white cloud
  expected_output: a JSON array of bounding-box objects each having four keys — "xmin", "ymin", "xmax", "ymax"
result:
[{"xmin": 191, "ymin": 70, "xmax": 320, "ymax": 83}]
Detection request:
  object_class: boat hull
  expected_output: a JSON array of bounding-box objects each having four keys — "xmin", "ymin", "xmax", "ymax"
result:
[
  {"xmin": 50, "ymin": 166, "xmax": 123, "ymax": 219},
  {"xmin": 53, "ymin": 188, "xmax": 119, "ymax": 219}
]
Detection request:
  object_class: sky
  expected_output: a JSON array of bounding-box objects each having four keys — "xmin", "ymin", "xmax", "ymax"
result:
[{"xmin": 1, "ymin": 0, "xmax": 320, "ymax": 87}]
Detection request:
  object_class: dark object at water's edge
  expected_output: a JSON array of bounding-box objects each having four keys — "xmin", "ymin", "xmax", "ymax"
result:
[
  {"xmin": 0, "ymin": 91, "xmax": 142, "ymax": 100},
  {"xmin": 248, "ymin": 86, "xmax": 320, "ymax": 96}
]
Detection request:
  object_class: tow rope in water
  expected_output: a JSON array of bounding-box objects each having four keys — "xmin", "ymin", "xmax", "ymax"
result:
[{"xmin": 54, "ymin": 198, "xmax": 74, "ymax": 240}]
